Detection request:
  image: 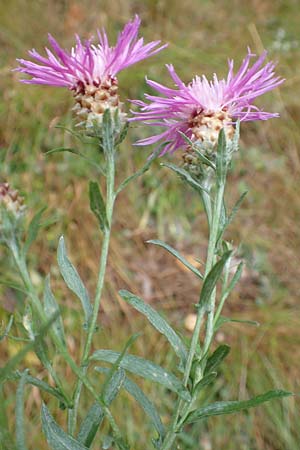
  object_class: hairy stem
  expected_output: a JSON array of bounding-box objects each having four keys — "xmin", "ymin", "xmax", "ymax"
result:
[{"xmin": 68, "ymin": 150, "xmax": 116, "ymax": 435}]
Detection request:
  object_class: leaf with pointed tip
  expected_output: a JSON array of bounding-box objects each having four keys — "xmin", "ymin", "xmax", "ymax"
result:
[
  {"xmin": 43, "ymin": 275, "xmax": 66, "ymax": 347},
  {"xmin": 91, "ymin": 350, "xmax": 190, "ymax": 402},
  {"xmin": 119, "ymin": 290, "xmax": 187, "ymax": 364},
  {"xmin": 162, "ymin": 162, "xmax": 210, "ymax": 195},
  {"xmin": 42, "ymin": 404, "xmax": 89, "ymax": 450},
  {"xmin": 200, "ymin": 251, "xmax": 232, "ymax": 309},
  {"xmin": 57, "ymin": 237, "xmax": 92, "ymax": 324},
  {"xmin": 10, "ymin": 371, "xmax": 66, "ymax": 404},
  {"xmin": 16, "ymin": 370, "xmax": 28, "ymax": 450},
  {"xmin": 216, "ymin": 128, "xmax": 227, "ymax": 183},
  {"xmin": 23, "ymin": 207, "xmax": 47, "ymax": 255},
  {"xmin": 185, "ymin": 390, "xmax": 292, "ymax": 424},
  {"xmin": 194, "ymin": 372, "xmax": 217, "ymax": 395},
  {"xmin": 77, "ymin": 369, "xmax": 125, "ymax": 448},
  {"xmin": 204, "ymin": 345, "xmax": 230, "ymax": 375},
  {"xmin": 177, "ymin": 131, "xmax": 216, "ymax": 170},
  {"xmin": 115, "ymin": 145, "xmax": 161, "ymax": 195},
  {"xmin": 45, "ymin": 147, "xmax": 82, "ymax": 156},
  {"xmin": 0, "ymin": 315, "xmax": 14, "ymax": 342},
  {"xmin": 214, "ymin": 316, "xmax": 260, "ymax": 332},
  {"xmin": 147, "ymin": 240, "xmax": 203, "ymax": 279},
  {"xmin": 89, "ymin": 181, "xmax": 108, "ymax": 231},
  {"xmin": 95, "ymin": 367, "xmax": 165, "ymax": 441}
]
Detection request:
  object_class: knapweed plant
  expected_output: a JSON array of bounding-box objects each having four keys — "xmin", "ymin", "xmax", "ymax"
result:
[{"xmin": 0, "ymin": 15, "xmax": 292, "ymax": 450}]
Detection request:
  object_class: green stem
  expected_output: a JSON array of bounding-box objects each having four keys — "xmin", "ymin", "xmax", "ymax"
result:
[
  {"xmin": 68, "ymin": 150, "xmax": 116, "ymax": 435},
  {"xmin": 160, "ymin": 178, "xmax": 226, "ymax": 450}
]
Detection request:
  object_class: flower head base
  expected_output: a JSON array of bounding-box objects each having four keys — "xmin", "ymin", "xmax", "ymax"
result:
[
  {"xmin": 15, "ymin": 15, "xmax": 167, "ymax": 130},
  {"xmin": 130, "ymin": 50, "xmax": 284, "ymax": 155},
  {"xmin": 0, "ymin": 183, "xmax": 26, "ymax": 242}
]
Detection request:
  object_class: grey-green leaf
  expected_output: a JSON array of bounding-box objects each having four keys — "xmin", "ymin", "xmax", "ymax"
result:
[
  {"xmin": 92, "ymin": 350, "xmax": 190, "ymax": 402},
  {"xmin": 43, "ymin": 275, "xmax": 66, "ymax": 347},
  {"xmin": 162, "ymin": 162, "xmax": 210, "ymax": 195},
  {"xmin": 95, "ymin": 367, "xmax": 165, "ymax": 441},
  {"xmin": 200, "ymin": 251, "xmax": 232, "ymax": 309},
  {"xmin": 23, "ymin": 207, "xmax": 46, "ymax": 255},
  {"xmin": 204, "ymin": 345, "xmax": 230, "ymax": 375},
  {"xmin": 147, "ymin": 240, "xmax": 203, "ymax": 279},
  {"xmin": 214, "ymin": 316, "xmax": 260, "ymax": 332},
  {"xmin": 216, "ymin": 128, "xmax": 227, "ymax": 183},
  {"xmin": 102, "ymin": 109, "xmax": 114, "ymax": 154},
  {"xmin": 16, "ymin": 370, "xmax": 28, "ymax": 450},
  {"xmin": 186, "ymin": 390, "xmax": 292, "ymax": 424},
  {"xmin": 78, "ymin": 369, "xmax": 125, "ymax": 448},
  {"xmin": 57, "ymin": 237, "xmax": 92, "ymax": 323},
  {"xmin": 119, "ymin": 289, "xmax": 187, "ymax": 364},
  {"xmin": 89, "ymin": 181, "xmax": 108, "ymax": 231},
  {"xmin": 42, "ymin": 404, "xmax": 89, "ymax": 450}
]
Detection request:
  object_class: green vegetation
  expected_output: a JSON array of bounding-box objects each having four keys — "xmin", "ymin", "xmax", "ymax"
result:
[{"xmin": 0, "ymin": 1, "xmax": 299, "ymax": 448}]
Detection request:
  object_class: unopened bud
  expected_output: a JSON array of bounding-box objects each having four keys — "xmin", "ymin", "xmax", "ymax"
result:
[{"xmin": 0, "ymin": 182, "xmax": 26, "ymax": 241}]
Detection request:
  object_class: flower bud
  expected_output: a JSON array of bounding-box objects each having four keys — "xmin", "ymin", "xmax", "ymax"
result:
[{"xmin": 0, "ymin": 182, "xmax": 26, "ymax": 242}]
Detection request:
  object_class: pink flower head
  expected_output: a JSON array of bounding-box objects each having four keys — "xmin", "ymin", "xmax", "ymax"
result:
[
  {"xmin": 15, "ymin": 15, "xmax": 167, "ymax": 91},
  {"xmin": 130, "ymin": 49, "xmax": 284, "ymax": 155}
]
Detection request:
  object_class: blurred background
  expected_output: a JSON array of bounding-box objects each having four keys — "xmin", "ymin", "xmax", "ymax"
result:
[{"xmin": 0, "ymin": 0, "xmax": 299, "ymax": 449}]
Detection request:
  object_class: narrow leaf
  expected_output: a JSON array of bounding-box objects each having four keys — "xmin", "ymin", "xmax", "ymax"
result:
[
  {"xmin": 162, "ymin": 162, "xmax": 210, "ymax": 194},
  {"xmin": 186, "ymin": 390, "xmax": 292, "ymax": 424},
  {"xmin": 115, "ymin": 122, "xmax": 129, "ymax": 146},
  {"xmin": 204, "ymin": 345, "xmax": 230, "ymax": 375},
  {"xmin": 57, "ymin": 237, "xmax": 92, "ymax": 323},
  {"xmin": 147, "ymin": 239, "xmax": 203, "ymax": 279},
  {"xmin": 119, "ymin": 289, "xmax": 187, "ymax": 364},
  {"xmin": 23, "ymin": 207, "xmax": 46, "ymax": 255},
  {"xmin": 0, "ymin": 315, "xmax": 14, "ymax": 342},
  {"xmin": 102, "ymin": 109, "xmax": 114, "ymax": 154},
  {"xmin": 194, "ymin": 372, "xmax": 217, "ymax": 394},
  {"xmin": 199, "ymin": 251, "xmax": 232, "ymax": 309},
  {"xmin": 42, "ymin": 404, "xmax": 89, "ymax": 450},
  {"xmin": 89, "ymin": 181, "xmax": 108, "ymax": 231},
  {"xmin": 116, "ymin": 146, "xmax": 161, "ymax": 195},
  {"xmin": 16, "ymin": 370, "xmax": 28, "ymax": 450},
  {"xmin": 77, "ymin": 369, "xmax": 125, "ymax": 448},
  {"xmin": 10, "ymin": 371, "xmax": 66, "ymax": 404},
  {"xmin": 214, "ymin": 316, "xmax": 259, "ymax": 331},
  {"xmin": 91, "ymin": 351, "xmax": 190, "ymax": 402},
  {"xmin": 216, "ymin": 128, "xmax": 227, "ymax": 183},
  {"xmin": 0, "ymin": 278, "xmax": 28, "ymax": 295},
  {"xmin": 0, "ymin": 312, "xmax": 59, "ymax": 383},
  {"xmin": 95, "ymin": 367, "xmax": 165, "ymax": 441},
  {"xmin": 45, "ymin": 147, "xmax": 82, "ymax": 156},
  {"xmin": 43, "ymin": 275, "xmax": 66, "ymax": 346},
  {"xmin": 77, "ymin": 403, "xmax": 103, "ymax": 448}
]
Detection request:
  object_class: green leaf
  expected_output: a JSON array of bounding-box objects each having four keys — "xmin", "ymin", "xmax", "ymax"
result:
[
  {"xmin": 23, "ymin": 207, "xmax": 47, "ymax": 255},
  {"xmin": 95, "ymin": 367, "xmax": 165, "ymax": 441},
  {"xmin": 0, "ymin": 386, "xmax": 15, "ymax": 450},
  {"xmin": 89, "ymin": 181, "xmax": 108, "ymax": 231},
  {"xmin": 0, "ymin": 311, "xmax": 59, "ymax": 383},
  {"xmin": 16, "ymin": 370, "xmax": 28, "ymax": 450},
  {"xmin": 10, "ymin": 371, "xmax": 66, "ymax": 405},
  {"xmin": 216, "ymin": 128, "xmax": 227, "ymax": 183},
  {"xmin": 77, "ymin": 403, "xmax": 103, "ymax": 448},
  {"xmin": 226, "ymin": 191, "xmax": 248, "ymax": 229},
  {"xmin": 115, "ymin": 146, "xmax": 161, "ymax": 195},
  {"xmin": 204, "ymin": 345, "xmax": 230, "ymax": 375},
  {"xmin": 0, "ymin": 315, "xmax": 14, "ymax": 342},
  {"xmin": 185, "ymin": 390, "xmax": 292, "ymax": 424},
  {"xmin": 43, "ymin": 275, "xmax": 66, "ymax": 347},
  {"xmin": 45, "ymin": 147, "xmax": 82, "ymax": 156},
  {"xmin": 77, "ymin": 369, "xmax": 125, "ymax": 448},
  {"xmin": 42, "ymin": 404, "xmax": 89, "ymax": 450},
  {"xmin": 115, "ymin": 122, "xmax": 129, "ymax": 146},
  {"xmin": 199, "ymin": 251, "xmax": 232, "ymax": 309},
  {"xmin": 214, "ymin": 316, "xmax": 260, "ymax": 332},
  {"xmin": 101, "ymin": 334, "xmax": 138, "ymax": 400},
  {"xmin": 92, "ymin": 351, "xmax": 191, "ymax": 402},
  {"xmin": 162, "ymin": 162, "xmax": 210, "ymax": 195},
  {"xmin": 57, "ymin": 237, "xmax": 92, "ymax": 324},
  {"xmin": 119, "ymin": 290, "xmax": 187, "ymax": 364},
  {"xmin": 194, "ymin": 372, "xmax": 217, "ymax": 394},
  {"xmin": 0, "ymin": 278, "xmax": 28, "ymax": 295},
  {"xmin": 102, "ymin": 109, "xmax": 114, "ymax": 154},
  {"xmin": 147, "ymin": 239, "xmax": 203, "ymax": 279}
]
